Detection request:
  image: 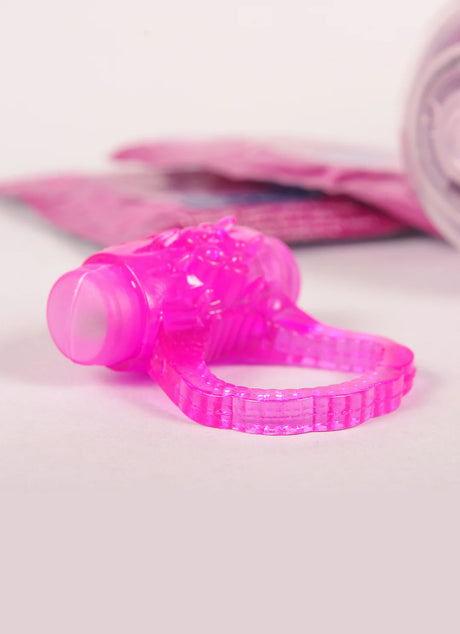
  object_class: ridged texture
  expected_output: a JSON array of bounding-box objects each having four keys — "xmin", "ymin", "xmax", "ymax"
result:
[{"xmin": 152, "ymin": 304, "xmax": 415, "ymax": 435}]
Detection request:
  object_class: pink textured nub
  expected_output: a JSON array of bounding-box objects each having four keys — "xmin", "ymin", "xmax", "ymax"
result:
[
  {"xmin": 47, "ymin": 264, "xmax": 144, "ymax": 366},
  {"xmin": 47, "ymin": 218, "xmax": 415, "ymax": 434}
]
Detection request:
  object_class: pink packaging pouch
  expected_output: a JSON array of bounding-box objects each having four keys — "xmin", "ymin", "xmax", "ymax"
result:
[
  {"xmin": 0, "ymin": 139, "xmax": 428, "ymax": 247},
  {"xmin": 112, "ymin": 138, "xmax": 436, "ymax": 234}
]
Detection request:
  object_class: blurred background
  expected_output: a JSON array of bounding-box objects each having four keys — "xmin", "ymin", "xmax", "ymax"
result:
[
  {"xmin": 0, "ymin": 0, "xmax": 445, "ymax": 175},
  {"xmin": 0, "ymin": 4, "xmax": 459, "ymax": 633}
]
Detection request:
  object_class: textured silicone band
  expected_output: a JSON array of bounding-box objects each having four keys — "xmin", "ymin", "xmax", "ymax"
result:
[{"xmin": 154, "ymin": 303, "xmax": 415, "ymax": 435}]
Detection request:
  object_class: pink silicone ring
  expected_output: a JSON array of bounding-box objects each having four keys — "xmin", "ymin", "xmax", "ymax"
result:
[{"xmin": 47, "ymin": 218, "xmax": 415, "ymax": 434}]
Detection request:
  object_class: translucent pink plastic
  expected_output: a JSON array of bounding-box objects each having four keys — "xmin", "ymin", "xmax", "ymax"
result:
[{"xmin": 47, "ymin": 218, "xmax": 415, "ymax": 434}]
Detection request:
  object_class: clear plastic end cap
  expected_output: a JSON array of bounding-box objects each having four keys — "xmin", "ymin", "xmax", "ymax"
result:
[{"xmin": 47, "ymin": 263, "xmax": 143, "ymax": 366}]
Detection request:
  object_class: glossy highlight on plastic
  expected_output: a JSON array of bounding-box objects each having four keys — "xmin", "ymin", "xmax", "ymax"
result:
[{"xmin": 47, "ymin": 218, "xmax": 415, "ymax": 434}]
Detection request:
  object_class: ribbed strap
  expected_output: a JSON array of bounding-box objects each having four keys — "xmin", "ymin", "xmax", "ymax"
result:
[{"xmin": 150, "ymin": 305, "xmax": 415, "ymax": 435}]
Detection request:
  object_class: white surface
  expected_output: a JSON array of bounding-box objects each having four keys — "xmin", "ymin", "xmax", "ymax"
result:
[{"xmin": 0, "ymin": 1, "xmax": 459, "ymax": 633}]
